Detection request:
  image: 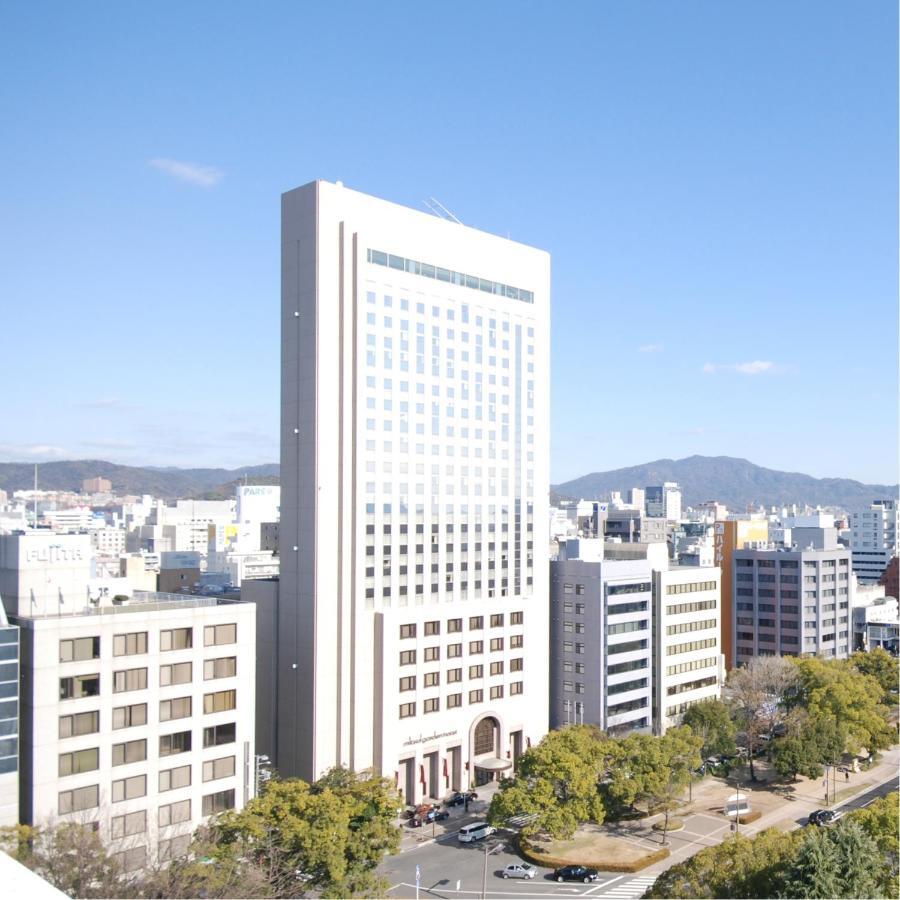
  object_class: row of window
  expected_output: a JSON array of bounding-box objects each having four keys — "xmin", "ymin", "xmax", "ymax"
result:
[
  {"xmin": 59, "ymin": 624, "xmax": 237, "ymax": 663},
  {"xmin": 59, "ymin": 784, "xmax": 235, "ymax": 819},
  {"xmin": 398, "ymin": 682, "xmax": 523, "ymax": 716},
  {"xmin": 399, "ymin": 659, "xmax": 523, "ymax": 689},
  {"xmin": 665, "ymin": 580, "xmax": 717, "ymax": 595},
  {"xmin": 59, "ymin": 657, "xmax": 236, "ymax": 699},
  {"xmin": 665, "ymin": 618, "xmax": 716, "ymax": 637},
  {"xmin": 667, "ymin": 637, "xmax": 717, "ymax": 655},
  {"xmin": 399, "ymin": 612, "xmax": 522, "ymax": 639},
  {"xmin": 666, "ymin": 675, "xmax": 718, "ymax": 696},
  {"xmin": 399, "ymin": 636, "xmax": 522, "ymax": 665},
  {"xmin": 666, "ymin": 598, "xmax": 716, "ymax": 616},
  {"xmin": 666, "ymin": 656, "xmax": 718, "ymax": 677}
]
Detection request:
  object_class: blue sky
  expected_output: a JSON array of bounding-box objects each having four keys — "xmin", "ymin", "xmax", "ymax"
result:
[{"xmin": 1, "ymin": 1, "xmax": 896, "ymax": 484}]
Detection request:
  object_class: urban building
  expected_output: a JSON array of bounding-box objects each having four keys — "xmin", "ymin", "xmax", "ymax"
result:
[
  {"xmin": 652, "ymin": 565, "xmax": 723, "ymax": 733},
  {"xmin": 275, "ymin": 180, "xmax": 550, "ymax": 799},
  {"xmin": 713, "ymin": 517, "xmax": 769, "ymax": 669},
  {"xmin": 851, "ymin": 500, "xmax": 899, "ymax": 584},
  {"xmin": 83, "ymin": 477, "xmax": 113, "ymax": 494},
  {"xmin": 128, "ymin": 500, "xmax": 236, "ymax": 556},
  {"xmin": 732, "ymin": 532, "xmax": 852, "ymax": 665},
  {"xmin": 597, "ymin": 507, "xmax": 667, "ymax": 544},
  {"xmin": 879, "ymin": 555, "xmax": 899, "ymax": 603},
  {"xmin": 0, "ymin": 606, "xmax": 19, "ymax": 827},
  {"xmin": 13, "ymin": 592, "xmax": 256, "ymax": 868},
  {"xmin": 549, "ymin": 539, "xmax": 667, "ymax": 734},
  {"xmin": 852, "ymin": 594, "xmax": 899, "ymax": 655},
  {"xmin": 645, "ymin": 483, "xmax": 682, "ymax": 522}
]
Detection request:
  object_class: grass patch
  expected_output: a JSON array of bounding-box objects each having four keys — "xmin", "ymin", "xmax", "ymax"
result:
[
  {"xmin": 832, "ymin": 780, "xmax": 874, "ymax": 804},
  {"xmin": 652, "ymin": 818, "xmax": 684, "ymax": 832},
  {"xmin": 519, "ymin": 835, "xmax": 670, "ymax": 873}
]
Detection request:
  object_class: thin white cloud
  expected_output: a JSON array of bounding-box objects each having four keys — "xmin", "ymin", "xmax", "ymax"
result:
[
  {"xmin": 703, "ymin": 360, "xmax": 780, "ymax": 376},
  {"xmin": 79, "ymin": 397, "xmax": 138, "ymax": 410},
  {"xmin": 638, "ymin": 344, "xmax": 664, "ymax": 353},
  {"xmin": 148, "ymin": 157, "xmax": 224, "ymax": 187},
  {"xmin": 0, "ymin": 443, "xmax": 68, "ymax": 461}
]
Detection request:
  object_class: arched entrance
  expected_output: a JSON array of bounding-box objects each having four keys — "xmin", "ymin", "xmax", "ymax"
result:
[{"xmin": 469, "ymin": 714, "xmax": 512, "ymax": 786}]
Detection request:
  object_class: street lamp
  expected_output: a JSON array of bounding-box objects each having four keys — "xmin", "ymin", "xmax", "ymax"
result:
[{"xmin": 481, "ymin": 841, "xmax": 504, "ymax": 900}]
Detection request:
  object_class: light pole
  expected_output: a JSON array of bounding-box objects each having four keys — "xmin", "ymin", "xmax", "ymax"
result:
[{"xmin": 481, "ymin": 841, "xmax": 503, "ymax": 900}]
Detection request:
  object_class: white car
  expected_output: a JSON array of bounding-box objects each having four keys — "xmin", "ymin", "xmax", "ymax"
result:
[{"xmin": 502, "ymin": 864, "xmax": 537, "ymax": 880}]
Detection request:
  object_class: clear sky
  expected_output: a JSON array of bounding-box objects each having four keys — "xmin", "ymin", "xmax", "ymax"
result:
[{"xmin": 1, "ymin": 1, "xmax": 896, "ymax": 484}]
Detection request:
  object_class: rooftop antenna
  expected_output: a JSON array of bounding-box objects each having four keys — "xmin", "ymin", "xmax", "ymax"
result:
[{"xmin": 428, "ymin": 196, "xmax": 463, "ymax": 225}]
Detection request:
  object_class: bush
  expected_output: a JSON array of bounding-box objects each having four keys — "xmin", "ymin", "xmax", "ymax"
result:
[
  {"xmin": 737, "ymin": 810, "xmax": 762, "ymax": 825},
  {"xmin": 518, "ymin": 836, "xmax": 670, "ymax": 873}
]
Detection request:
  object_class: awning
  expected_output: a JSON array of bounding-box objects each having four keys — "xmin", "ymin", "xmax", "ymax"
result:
[{"xmin": 475, "ymin": 757, "xmax": 513, "ymax": 771}]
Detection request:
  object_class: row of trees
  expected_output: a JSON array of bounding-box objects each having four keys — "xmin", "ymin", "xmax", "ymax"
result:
[
  {"xmin": 488, "ymin": 724, "xmax": 702, "ymax": 842},
  {"xmin": 0, "ymin": 767, "xmax": 401, "ymax": 899},
  {"xmin": 488, "ymin": 649, "xmax": 898, "ymax": 840},
  {"xmin": 644, "ymin": 792, "xmax": 899, "ymax": 899}
]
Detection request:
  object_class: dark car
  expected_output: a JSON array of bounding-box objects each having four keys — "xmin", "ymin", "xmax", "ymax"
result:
[
  {"xmin": 446, "ymin": 790, "xmax": 478, "ymax": 807},
  {"xmin": 809, "ymin": 809, "xmax": 842, "ymax": 827},
  {"xmin": 554, "ymin": 866, "xmax": 599, "ymax": 884},
  {"xmin": 425, "ymin": 808, "xmax": 450, "ymax": 823}
]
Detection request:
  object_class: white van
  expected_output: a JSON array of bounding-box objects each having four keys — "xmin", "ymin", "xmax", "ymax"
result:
[{"xmin": 458, "ymin": 822, "xmax": 495, "ymax": 843}]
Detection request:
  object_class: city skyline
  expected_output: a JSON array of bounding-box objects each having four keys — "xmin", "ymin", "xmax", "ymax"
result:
[{"xmin": 1, "ymin": 1, "xmax": 896, "ymax": 485}]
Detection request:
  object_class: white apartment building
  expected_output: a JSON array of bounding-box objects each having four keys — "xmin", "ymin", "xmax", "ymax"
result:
[
  {"xmin": 277, "ymin": 180, "xmax": 550, "ymax": 799},
  {"xmin": 14, "ymin": 594, "xmax": 255, "ymax": 869},
  {"xmin": 91, "ymin": 526, "xmax": 127, "ymax": 557},
  {"xmin": 652, "ymin": 566, "xmax": 723, "ymax": 734},
  {"xmin": 42, "ymin": 507, "xmax": 94, "ymax": 532},
  {"xmin": 851, "ymin": 500, "xmax": 899, "ymax": 584},
  {"xmin": 129, "ymin": 500, "xmax": 236, "ymax": 557}
]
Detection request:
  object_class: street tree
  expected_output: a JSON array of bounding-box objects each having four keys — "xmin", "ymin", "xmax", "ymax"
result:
[
  {"xmin": 782, "ymin": 819, "xmax": 883, "ymax": 899},
  {"xmin": 850, "ymin": 647, "xmax": 900, "ymax": 705},
  {"xmin": 727, "ymin": 656, "xmax": 798, "ymax": 780},
  {"xmin": 772, "ymin": 714, "xmax": 845, "ymax": 782},
  {"xmin": 214, "ymin": 767, "xmax": 400, "ymax": 898},
  {"xmin": 681, "ymin": 699, "xmax": 737, "ymax": 759},
  {"xmin": 787, "ymin": 656, "xmax": 894, "ymax": 755},
  {"xmin": 644, "ymin": 828, "xmax": 801, "ymax": 898},
  {"xmin": 846, "ymin": 792, "xmax": 899, "ymax": 897},
  {"xmin": 488, "ymin": 724, "xmax": 614, "ymax": 839}
]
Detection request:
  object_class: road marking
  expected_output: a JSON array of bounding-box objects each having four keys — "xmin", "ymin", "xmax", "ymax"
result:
[
  {"xmin": 387, "ymin": 881, "xmax": 600, "ymax": 897},
  {"xmin": 584, "ymin": 875, "xmax": 624, "ymax": 894}
]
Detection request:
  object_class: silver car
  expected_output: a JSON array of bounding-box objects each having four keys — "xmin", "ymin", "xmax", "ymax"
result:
[{"xmin": 502, "ymin": 863, "xmax": 537, "ymax": 880}]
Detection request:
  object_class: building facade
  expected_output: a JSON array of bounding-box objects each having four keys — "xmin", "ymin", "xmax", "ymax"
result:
[
  {"xmin": 14, "ymin": 593, "xmax": 255, "ymax": 868},
  {"xmin": 0, "ymin": 606, "xmax": 18, "ymax": 827},
  {"xmin": 645, "ymin": 483, "xmax": 682, "ymax": 523},
  {"xmin": 652, "ymin": 566, "xmax": 723, "ymax": 733},
  {"xmin": 851, "ymin": 500, "xmax": 899, "ymax": 584},
  {"xmin": 732, "ymin": 541, "xmax": 852, "ymax": 665},
  {"xmin": 278, "ymin": 181, "xmax": 550, "ymax": 797}
]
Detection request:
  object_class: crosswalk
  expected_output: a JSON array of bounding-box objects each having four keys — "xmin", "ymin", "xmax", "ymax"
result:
[{"xmin": 597, "ymin": 875, "xmax": 657, "ymax": 899}]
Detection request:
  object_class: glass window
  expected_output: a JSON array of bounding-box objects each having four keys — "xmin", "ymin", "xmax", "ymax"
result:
[
  {"xmin": 159, "ymin": 697, "xmax": 192, "ymax": 721},
  {"xmin": 112, "ymin": 774, "xmax": 147, "ymax": 802},
  {"xmin": 113, "ymin": 632, "xmax": 147, "ymax": 657},
  {"xmin": 59, "ymin": 673, "xmax": 100, "ymax": 700},
  {"xmin": 113, "ymin": 667, "xmax": 147, "ymax": 693},
  {"xmin": 203, "ymin": 690, "xmax": 236, "ymax": 714},
  {"xmin": 58, "ymin": 747, "xmax": 99, "ymax": 777},
  {"xmin": 112, "ymin": 703, "xmax": 147, "ymax": 730},
  {"xmin": 59, "ymin": 710, "xmax": 99, "ymax": 738},
  {"xmin": 159, "ymin": 765, "xmax": 191, "ymax": 792},
  {"xmin": 203, "ymin": 722, "xmax": 236, "ymax": 748},
  {"xmin": 202, "ymin": 756, "xmax": 235, "ymax": 782},
  {"xmin": 158, "ymin": 799, "xmax": 191, "ymax": 827},
  {"xmin": 111, "ymin": 739, "xmax": 146, "ymax": 767},
  {"xmin": 160, "ymin": 662, "xmax": 193, "ymax": 686},
  {"xmin": 160, "ymin": 628, "xmax": 192, "ymax": 652},
  {"xmin": 204, "ymin": 624, "xmax": 237, "ymax": 647},
  {"xmin": 59, "ymin": 637, "xmax": 100, "ymax": 662},
  {"xmin": 203, "ymin": 657, "xmax": 236, "ymax": 680},
  {"xmin": 59, "ymin": 784, "xmax": 98, "ymax": 815},
  {"xmin": 160, "ymin": 730, "xmax": 192, "ymax": 757},
  {"xmin": 111, "ymin": 809, "xmax": 146, "ymax": 839},
  {"xmin": 202, "ymin": 789, "xmax": 235, "ymax": 816}
]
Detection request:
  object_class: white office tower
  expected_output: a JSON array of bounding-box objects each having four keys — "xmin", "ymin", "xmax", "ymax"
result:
[
  {"xmin": 646, "ymin": 483, "xmax": 682, "ymax": 522},
  {"xmin": 850, "ymin": 500, "xmax": 899, "ymax": 584},
  {"xmin": 279, "ymin": 181, "xmax": 550, "ymax": 800},
  {"xmin": 652, "ymin": 566, "xmax": 723, "ymax": 734}
]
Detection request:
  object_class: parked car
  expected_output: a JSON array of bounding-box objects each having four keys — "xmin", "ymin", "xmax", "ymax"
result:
[
  {"xmin": 501, "ymin": 864, "xmax": 536, "ymax": 880},
  {"xmin": 458, "ymin": 822, "xmax": 495, "ymax": 842},
  {"xmin": 446, "ymin": 790, "xmax": 478, "ymax": 806},
  {"xmin": 809, "ymin": 809, "xmax": 842, "ymax": 827},
  {"xmin": 425, "ymin": 808, "xmax": 450, "ymax": 823},
  {"xmin": 554, "ymin": 865, "xmax": 599, "ymax": 883}
]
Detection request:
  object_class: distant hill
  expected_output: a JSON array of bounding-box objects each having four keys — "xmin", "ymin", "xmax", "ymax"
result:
[
  {"xmin": 0, "ymin": 460, "xmax": 279, "ymax": 499},
  {"xmin": 552, "ymin": 455, "xmax": 898, "ymax": 512}
]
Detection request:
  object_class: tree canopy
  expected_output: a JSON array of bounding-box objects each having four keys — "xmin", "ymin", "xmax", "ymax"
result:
[
  {"xmin": 850, "ymin": 647, "xmax": 900, "ymax": 705},
  {"xmin": 681, "ymin": 699, "xmax": 737, "ymax": 759}
]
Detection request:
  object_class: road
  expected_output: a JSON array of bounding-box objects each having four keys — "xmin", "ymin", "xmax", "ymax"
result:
[{"xmin": 380, "ymin": 772, "xmax": 899, "ymax": 900}]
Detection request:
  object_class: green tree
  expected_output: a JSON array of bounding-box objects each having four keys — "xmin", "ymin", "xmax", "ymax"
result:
[
  {"xmin": 782, "ymin": 820, "xmax": 883, "ymax": 899},
  {"xmin": 681, "ymin": 699, "xmax": 737, "ymax": 759},
  {"xmin": 846, "ymin": 792, "xmax": 899, "ymax": 897},
  {"xmin": 644, "ymin": 828, "xmax": 801, "ymax": 898},
  {"xmin": 851, "ymin": 647, "xmax": 900, "ymax": 705},
  {"xmin": 787, "ymin": 657, "xmax": 894, "ymax": 755},
  {"xmin": 772, "ymin": 714, "xmax": 845, "ymax": 782},
  {"xmin": 488, "ymin": 725, "xmax": 614, "ymax": 839},
  {"xmin": 214, "ymin": 767, "xmax": 400, "ymax": 898}
]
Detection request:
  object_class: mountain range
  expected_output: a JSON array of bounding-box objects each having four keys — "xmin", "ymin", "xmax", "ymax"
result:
[
  {"xmin": 552, "ymin": 455, "xmax": 898, "ymax": 512},
  {"xmin": 0, "ymin": 460, "xmax": 279, "ymax": 499},
  {"xmin": 0, "ymin": 455, "xmax": 894, "ymax": 512}
]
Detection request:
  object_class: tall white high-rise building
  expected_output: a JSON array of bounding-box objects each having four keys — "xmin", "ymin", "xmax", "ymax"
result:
[
  {"xmin": 277, "ymin": 181, "xmax": 550, "ymax": 800},
  {"xmin": 850, "ymin": 499, "xmax": 899, "ymax": 584}
]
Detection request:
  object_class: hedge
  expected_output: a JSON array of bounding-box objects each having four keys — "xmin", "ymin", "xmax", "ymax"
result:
[
  {"xmin": 518, "ymin": 836, "xmax": 670, "ymax": 873},
  {"xmin": 737, "ymin": 810, "xmax": 762, "ymax": 825}
]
